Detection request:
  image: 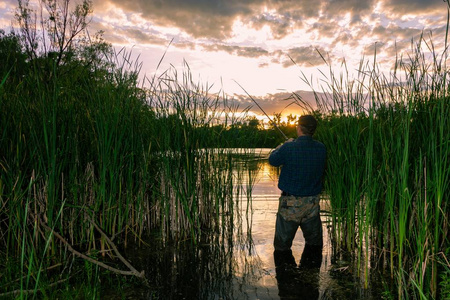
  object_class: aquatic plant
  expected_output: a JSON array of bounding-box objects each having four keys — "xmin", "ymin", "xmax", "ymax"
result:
[
  {"xmin": 293, "ymin": 25, "xmax": 450, "ymax": 300},
  {"xmin": 0, "ymin": 2, "xmax": 252, "ymax": 297}
]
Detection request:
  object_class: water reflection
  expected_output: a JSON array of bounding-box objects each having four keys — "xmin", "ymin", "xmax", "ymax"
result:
[
  {"xmin": 274, "ymin": 245, "xmax": 322, "ymax": 299},
  {"xmin": 114, "ymin": 149, "xmax": 389, "ymax": 299}
]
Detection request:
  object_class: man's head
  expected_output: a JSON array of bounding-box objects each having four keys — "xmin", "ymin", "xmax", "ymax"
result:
[{"xmin": 297, "ymin": 115, "xmax": 317, "ymax": 136}]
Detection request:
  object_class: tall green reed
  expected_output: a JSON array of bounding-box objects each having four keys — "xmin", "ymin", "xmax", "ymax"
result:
[
  {"xmin": 144, "ymin": 63, "xmax": 250, "ymax": 243},
  {"xmin": 294, "ymin": 32, "xmax": 449, "ymax": 298},
  {"xmin": 0, "ymin": 38, "xmax": 249, "ymax": 297}
]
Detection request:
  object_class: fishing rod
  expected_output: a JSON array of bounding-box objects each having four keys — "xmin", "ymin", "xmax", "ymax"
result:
[{"xmin": 233, "ymin": 80, "xmax": 289, "ymax": 141}]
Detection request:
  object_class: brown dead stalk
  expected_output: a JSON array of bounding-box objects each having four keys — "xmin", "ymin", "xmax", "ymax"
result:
[
  {"xmin": 0, "ymin": 213, "xmax": 146, "ymax": 298},
  {"xmin": 39, "ymin": 216, "xmax": 145, "ymax": 279}
]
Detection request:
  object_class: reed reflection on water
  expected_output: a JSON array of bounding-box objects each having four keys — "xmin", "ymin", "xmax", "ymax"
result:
[
  {"xmin": 120, "ymin": 149, "xmax": 387, "ymax": 299},
  {"xmin": 231, "ymin": 148, "xmax": 327, "ymax": 299},
  {"xmin": 230, "ymin": 148, "xmax": 387, "ymax": 299}
]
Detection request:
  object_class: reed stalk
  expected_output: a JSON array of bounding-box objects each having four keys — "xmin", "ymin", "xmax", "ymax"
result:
[
  {"xmin": 0, "ymin": 36, "xmax": 249, "ymax": 297},
  {"xmin": 293, "ymin": 26, "xmax": 450, "ymax": 298}
]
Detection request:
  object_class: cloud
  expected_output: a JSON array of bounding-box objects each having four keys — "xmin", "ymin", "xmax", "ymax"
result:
[
  {"xmin": 95, "ymin": 0, "xmax": 256, "ymax": 39},
  {"xmin": 323, "ymin": 0, "xmax": 377, "ymax": 16},
  {"xmin": 2, "ymin": 0, "xmax": 22, "ymax": 9},
  {"xmin": 73, "ymin": 0, "xmax": 450, "ymax": 90},
  {"xmin": 231, "ymin": 91, "xmax": 292, "ymax": 114},
  {"xmin": 308, "ymin": 21, "xmax": 341, "ymax": 39},
  {"xmin": 97, "ymin": 0, "xmax": 329, "ymax": 40},
  {"xmin": 366, "ymin": 23, "xmax": 436, "ymax": 59},
  {"xmin": 228, "ymin": 89, "xmax": 319, "ymax": 116},
  {"xmin": 362, "ymin": 41, "xmax": 385, "ymax": 55},
  {"xmin": 201, "ymin": 43, "xmax": 269, "ymax": 58},
  {"xmin": 249, "ymin": 13, "xmax": 293, "ymax": 40},
  {"xmin": 0, "ymin": 0, "xmax": 14, "ymax": 9},
  {"xmin": 119, "ymin": 28, "xmax": 170, "ymax": 45},
  {"xmin": 280, "ymin": 46, "xmax": 331, "ymax": 67},
  {"xmin": 382, "ymin": 0, "xmax": 446, "ymax": 15},
  {"xmin": 373, "ymin": 23, "xmax": 423, "ymax": 41},
  {"xmin": 170, "ymin": 40, "xmax": 333, "ymax": 69},
  {"xmin": 95, "ymin": 0, "xmax": 381, "ymax": 40},
  {"xmin": 0, "ymin": 0, "xmax": 26, "ymax": 30},
  {"xmin": 331, "ymin": 31, "xmax": 360, "ymax": 48},
  {"xmin": 198, "ymin": 45, "xmax": 333, "ymax": 69},
  {"xmin": 8, "ymin": 0, "xmax": 449, "ymax": 43},
  {"xmin": 89, "ymin": 0, "xmax": 450, "ymax": 62}
]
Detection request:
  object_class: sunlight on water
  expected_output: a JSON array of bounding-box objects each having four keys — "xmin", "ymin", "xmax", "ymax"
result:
[
  {"xmin": 231, "ymin": 148, "xmax": 334, "ymax": 299},
  {"xmin": 119, "ymin": 149, "xmax": 388, "ymax": 299},
  {"xmin": 231, "ymin": 149, "xmax": 385, "ymax": 300}
]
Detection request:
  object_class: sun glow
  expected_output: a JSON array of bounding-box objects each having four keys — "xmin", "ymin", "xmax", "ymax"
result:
[{"xmin": 229, "ymin": 18, "xmax": 273, "ymax": 44}]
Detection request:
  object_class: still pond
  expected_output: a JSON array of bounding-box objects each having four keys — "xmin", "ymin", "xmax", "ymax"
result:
[{"xmin": 114, "ymin": 149, "xmax": 391, "ymax": 299}]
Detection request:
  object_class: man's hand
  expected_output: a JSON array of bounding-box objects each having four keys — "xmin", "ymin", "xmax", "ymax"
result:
[{"xmin": 275, "ymin": 138, "xmax": 294, "ymax": 150}]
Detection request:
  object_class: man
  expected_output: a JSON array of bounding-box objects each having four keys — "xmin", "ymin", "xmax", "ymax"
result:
[{"xmin": 269, "ymin": 114, "xmax": 326, "ymax": 253}]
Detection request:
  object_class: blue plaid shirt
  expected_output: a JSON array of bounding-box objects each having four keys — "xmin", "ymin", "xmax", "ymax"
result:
[{"xmin": 269, "ymin": 136, "xmax": 326, "ymax": 197}]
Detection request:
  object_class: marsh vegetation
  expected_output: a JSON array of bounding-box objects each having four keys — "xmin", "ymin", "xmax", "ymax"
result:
[{"xmin": 0, "ymin": 0, "xmax": 449, "ymax": 299}]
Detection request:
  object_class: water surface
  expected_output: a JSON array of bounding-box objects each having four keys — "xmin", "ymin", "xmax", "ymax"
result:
[{"xmin": 118, "ymin": 148, "xmax": 390, "ymax": 299}]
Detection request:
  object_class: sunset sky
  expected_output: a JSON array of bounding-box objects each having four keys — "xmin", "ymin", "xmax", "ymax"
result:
[{"xmin": 1, "ymin": 0, "xmax": 449, "ymax": 119}]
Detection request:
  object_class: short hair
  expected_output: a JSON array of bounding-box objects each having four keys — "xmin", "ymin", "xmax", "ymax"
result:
[{"xmin": 298, "ymin": 115, "xmax": 317, "ymax": 135}]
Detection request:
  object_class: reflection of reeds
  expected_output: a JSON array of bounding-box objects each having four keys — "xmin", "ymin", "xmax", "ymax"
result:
[{"xmin": 294, "ymin": 31, "xmax": 449, "ymax": 298}]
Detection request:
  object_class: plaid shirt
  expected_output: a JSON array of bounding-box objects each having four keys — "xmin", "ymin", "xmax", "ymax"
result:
[{"xmin": 269, "ymin": 136, "xmax": 326, "ymax": 197}]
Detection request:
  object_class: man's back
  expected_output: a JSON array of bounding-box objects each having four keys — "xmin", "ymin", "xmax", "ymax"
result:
[{"xmin": 268, "ymin": 135, "xmax": 326, "ymax": 197}]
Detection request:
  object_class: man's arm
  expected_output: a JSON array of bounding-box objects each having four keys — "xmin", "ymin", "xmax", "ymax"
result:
[{"xmin": 268, "ymin": 138, "xmax": 293, "ymax": 166}]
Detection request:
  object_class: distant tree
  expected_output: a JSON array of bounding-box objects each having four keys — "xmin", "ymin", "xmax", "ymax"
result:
[
  {"xmin": 272, "ymin": 112, "xmax": 282, "ymax": 127},
  {"xmin": 247, "ymin": 116, "xmax": 261, "ymax": 129},
  {"xmin": 286, "ymin": 113, "xmax": 297, "ymax": 125},
  {"xmin": 0, "ymin": 30, "xmax": 27, "ymax": 84},
  {"xmin": 15, "ymin": 0, "xmax": 93, "ymax": 66},
  {"xmin": 11, "ymin": 0, "xmax": 116, "ymax": 89}
]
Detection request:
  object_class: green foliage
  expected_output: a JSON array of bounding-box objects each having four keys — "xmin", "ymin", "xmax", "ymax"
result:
[
  {"xmin": 3, "ymin": 1, "xmax": 448, "ymax": 299},
  {"xmin": 0, "ymin": 30, "xmax": 27, "ymax": 87},
  {"xmin": 0, "ymin": 1, "xmax": 250, "ymax": 298},
  {"xmin": 440, "ymin": 264, "xmax": 450, "ymax": 300},
  {"xmin": 15, "ymin": 0, "xmax": 93, "ymax": 63},
  {"xmin": 293, "ymin": 31, "xmax": 450, "ymax": 299}
]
